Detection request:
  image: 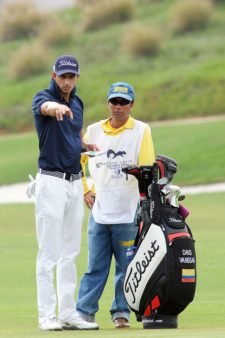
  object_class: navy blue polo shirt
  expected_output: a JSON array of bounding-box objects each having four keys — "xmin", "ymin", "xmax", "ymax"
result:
[{"xmin": 32, "ymin": 79, "xmax": 83, "ymax": 174}]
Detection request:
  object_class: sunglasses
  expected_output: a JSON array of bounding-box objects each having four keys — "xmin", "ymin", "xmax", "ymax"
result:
[{"xmin": 109, "ymin": 98, "xmax": 131, "ymax": 106}]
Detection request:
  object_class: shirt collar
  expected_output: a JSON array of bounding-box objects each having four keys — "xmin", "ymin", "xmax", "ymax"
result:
[{"xmin": 101, "ymin": 116, "xmax": 135, "ymax": 134}]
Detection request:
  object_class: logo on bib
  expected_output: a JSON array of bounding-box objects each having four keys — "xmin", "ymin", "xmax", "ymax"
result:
[{"xmin": 107, "ymin": 149, "xmax": 126, "ymax": 159}]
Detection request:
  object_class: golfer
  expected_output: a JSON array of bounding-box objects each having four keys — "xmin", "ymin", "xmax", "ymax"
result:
[{"xmin": 32, "ymin": 54, "xmax": 98, "ymax": 331}]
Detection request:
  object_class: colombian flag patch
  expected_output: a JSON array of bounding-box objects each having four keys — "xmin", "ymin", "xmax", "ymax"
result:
[{"xmin": 181, "ymin": 269, "xmax": 196, "ymax": 283}]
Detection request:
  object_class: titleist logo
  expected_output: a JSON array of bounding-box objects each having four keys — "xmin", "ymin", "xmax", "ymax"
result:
[
  {"xmin": 124, "ymin": 240, "xmax": 159, "ymax": 304},
  {"xmin": 58, "ymin": 60, "xmax": 77, "ymax": 68},
  {"xmin": 169, "ymin": 217, "xmax": 182, "ymax": 223},
  {"xmin": 150, "ymin": 200, "xmax": 155, "ymax": 219}
]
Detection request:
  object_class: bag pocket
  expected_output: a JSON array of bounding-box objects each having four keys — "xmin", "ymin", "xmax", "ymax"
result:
[{"xmin": 163, "ymin": 237, "xmax": 197, "ymax": 315}]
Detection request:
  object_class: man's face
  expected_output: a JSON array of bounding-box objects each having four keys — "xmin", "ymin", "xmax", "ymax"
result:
[
  {"xmin": 108, "ymin": 97, "xmax": 134, "ymax": 123},
  {"xmin": 52, "ymin": 72, "xmax": 79, "ymax": 95}
]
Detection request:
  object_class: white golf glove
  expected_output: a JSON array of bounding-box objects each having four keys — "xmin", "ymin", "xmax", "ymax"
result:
[{"xmin": 26, "ymin": 174, "xmax": 36, "ymax": 199}]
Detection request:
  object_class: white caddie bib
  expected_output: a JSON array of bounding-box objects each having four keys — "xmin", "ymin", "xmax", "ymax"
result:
[{"xmin": 87, "ymin": 120, "xmax": 147, "ymax": 224}]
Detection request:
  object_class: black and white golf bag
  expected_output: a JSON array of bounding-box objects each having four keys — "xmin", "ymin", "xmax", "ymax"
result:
[{"xmin": 123, "ymin": 155, "xmax": 197, "ymax": 328}]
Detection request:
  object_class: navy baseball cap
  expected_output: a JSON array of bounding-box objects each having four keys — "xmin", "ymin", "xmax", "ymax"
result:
[
  {"xmin": 108, "ymin": 82, "xmax": 135, "ymax": 101},
  {"xmin": 53, "ymin": 55, "xmax": 80, "ymax": 76}
]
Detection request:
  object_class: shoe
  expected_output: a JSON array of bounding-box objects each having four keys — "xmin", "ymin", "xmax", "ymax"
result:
[
  {"xmin": 76, "ymin": 311, "xmax": 96, "ymax": 323},
  {"xmin": 60, "ymin": 314, "xmax": 99, "ymax": 330},
  {"xmin": 114, "ymin": 317, "xmax": 130, "ymax": 328},
  {"xmin": 39, "ymin": 317, "xmax": 62, "ymax": 331}
]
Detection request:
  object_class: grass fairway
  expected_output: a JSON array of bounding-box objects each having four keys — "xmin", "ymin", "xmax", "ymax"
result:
[
  {"xmin": 1, "ymin": 118, "xmax": 225, "ymax": 185},
  {"xmin": 0, "ymin": 193, "xmax": 225, "ymax": 338}
]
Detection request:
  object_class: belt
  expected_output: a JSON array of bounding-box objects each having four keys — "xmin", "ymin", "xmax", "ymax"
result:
[{"xmin": 39, "ymin": 169, "xmax": 83, "ymax": 182}]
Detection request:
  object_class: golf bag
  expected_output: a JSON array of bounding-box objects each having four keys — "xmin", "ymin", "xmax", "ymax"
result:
[{"xmin": 123, "ymin": 155, "xmax": 197, "ymax": 328}]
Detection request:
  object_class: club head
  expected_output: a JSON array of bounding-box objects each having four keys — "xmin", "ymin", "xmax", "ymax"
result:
[
  {"xmin": 178, "ymin": 194, "xmax": 185, "ymax": 201},
  {"xmin": 158, "ymin": 177, "xmax": 169, "ymax": 186},
  {"xmin": 161, "ymin": 184, "xmax": 185, "ymax": 207}
]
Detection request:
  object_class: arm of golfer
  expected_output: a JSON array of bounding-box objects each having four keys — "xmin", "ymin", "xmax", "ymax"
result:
[{"xmin": 41, "ymin": 101, "xmax": 73, "ymax": 121}]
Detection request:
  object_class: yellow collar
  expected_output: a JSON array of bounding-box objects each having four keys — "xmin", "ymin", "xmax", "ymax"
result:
[{"xmin": 101, "ymin": 117, "xmax": 135, "ymax": 134}]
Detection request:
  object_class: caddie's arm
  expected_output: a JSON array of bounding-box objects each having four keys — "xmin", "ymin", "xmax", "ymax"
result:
[
  {"xmin": 138, "ymin": 125, "xmax": 155, "ymax": 166},
  {"xmin": 41, "ymin": 101, "xmax": 73, "ymax": 121}
]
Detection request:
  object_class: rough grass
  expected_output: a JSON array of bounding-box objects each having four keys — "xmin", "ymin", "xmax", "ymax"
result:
[
  {"xmin": 37, "ymin": 19, "xmax": 74, "ymax": 47},
  {"xmin": 0, "ymin": 1, "xmax": 45, "ymax": 41},
  {"xmin": 0, "ymin": 0, "xmax": 225, "ymax": 131},
  {"xmin": 123, "ymin": 24, "xmax": 163, "ymax": 56},
  {"xmin": 82, "ymin": 0, "xmax": 135, "ymax": 31},
  {"xmin": 8, "ymin": 42, "xmax": 51, "ymax": 80},
  {"xmin": 171, "ymin": 0, "xmax": 213, "ymax": 33}
]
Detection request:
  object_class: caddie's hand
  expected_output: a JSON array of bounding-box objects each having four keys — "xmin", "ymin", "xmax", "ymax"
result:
[
  {"xmin": 84, "ymin": 191, "xmax": 96, "ymax": 209},
  {"xmin": 55, "ymin": 104, "xmax": 73, "ymax": 121},
  {"xmin": 86, "ymin": 143, "xmax": 99, "ymax": 152}
]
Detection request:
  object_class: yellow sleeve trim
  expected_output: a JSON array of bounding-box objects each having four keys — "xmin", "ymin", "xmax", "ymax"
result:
[
  {"xmin": 138, "ymin": 125, "xmax": 155, "ymax": 166},
  {"xmin": 80, "ymin": 130, "xmax": 92, "ymax": 195}
]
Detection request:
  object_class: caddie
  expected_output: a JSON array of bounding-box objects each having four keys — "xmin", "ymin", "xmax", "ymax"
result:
[{"xmin": 75, "ymin": 82, "xmax": 155, "ymax": 329}]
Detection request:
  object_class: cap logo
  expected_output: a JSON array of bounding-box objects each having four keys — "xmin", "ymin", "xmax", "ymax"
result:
[
  {"xmin": 58, "ymin": 60, "xmax": 77, "ymax": 68},
  {"xmin": 113, "ymin": 86, "xmax": 128, "ymax": 93}
]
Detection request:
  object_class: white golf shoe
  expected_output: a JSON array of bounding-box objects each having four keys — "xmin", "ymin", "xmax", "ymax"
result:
[
  {"xmin": 60, "ymin": 313, "xmax": 99, "ymax": 330},
  {"xmin": 39, "ymin": 317, "xmax": 62, "ymax": 331}
]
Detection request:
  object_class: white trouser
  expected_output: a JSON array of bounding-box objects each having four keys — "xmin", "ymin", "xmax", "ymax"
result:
[{"xmin": 35, "ymin": 173, "xmax": 84, "ymax": 323}]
